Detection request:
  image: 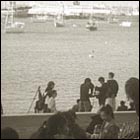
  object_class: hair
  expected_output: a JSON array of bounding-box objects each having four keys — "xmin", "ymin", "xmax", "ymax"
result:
[
  {"xmin": 77, "ymin": 99, "xmax": 80, "ymax": 104},
  {"xmin": 98, "ymin": 77, "xmax": 105, "ymax": 82},
  {"xmin": 84, "ymin": 78, "xmax": 91, "ymax": 84},
  {"xmin": 52, "ymin": 90, "xmax": 57, "ymax": 95},
  {"xmin": 109, "ymin": 72, "xmax": 115, "ymax": 78},
  {"xmin": 120, "ymin": 101, "xmax": 125, "ymax": 105},
  {"xmin": 1, "ymin": 127, "xmax": 19, "ymax": 139},
  {"xmin": 61, "ymin": 110, "xmax": 77, "ymax": 124},
  {"xmin": 37, "ymin": 112, "xmax": 67, "ymax": 139},
  {"xmin": 125, "ymin": 77, "xmax": 139, "ymax": 102},
  {"xmin": 100, "ymin": 104, "xmax": 114, "ymax": 119},
  {"xmin": 45, "ymin": 81, "xmax": 55, "ymax": 92}
]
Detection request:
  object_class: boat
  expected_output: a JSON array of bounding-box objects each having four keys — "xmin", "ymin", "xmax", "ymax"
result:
[
  {"xmin": 4, "ymin": 1, "xmax": 25, "ymax": 33},
  {"xmin": 54, "ymin": 14, "xmax": 65, "ymax": 27},
  {"xmin": 54, "ymin": 2, "xmax": 65, "ymax": 28},
  {"xmin": 31, "ymin": 15, "xmax": 48, "ymax": 23},
  {"xmin": 119, "ymin": 21, "xmax": 132, "ymax": 27},
  {"xmin": 108, "ymin": 16, "xmax": 119, "ymax": 24},
  {"xmin": 1, "ymin": 112, "xmax": 139, "ymax": 139},
  {"xmin": 86, "ymin": 19, "xmax": 97, "ymax": 31}
]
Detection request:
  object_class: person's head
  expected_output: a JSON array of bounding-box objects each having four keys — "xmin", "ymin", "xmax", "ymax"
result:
[
  {"xmin": 48, "ymin": 81, "xmax": 55, "ymax": 89},
  {"xmin": 84, "ymin": 78, "xmax": 91, "ymax": 86},
  {"xmin": 125, "ymin": 77, "xmax": 139, "ymax": 103},
  {"xmin": 39, "ymin": 112, "xmax": 69, "ymax": 139},
  {"xmin": 120, "ymin": 101, "xmax": 125, "ymax": 106},
  {"xmin": 1, "ymin": 127, "xmax": 19, "ymax": 139},
  {"xmin": 100, "ymin": 105, "xmax": 114, "ymax": 122},
  {"xmin": 108, "ymin": 72, "xmax": 115, "ymax": 79},
  {"xmin": 52, "ymin": 90, "xmax": 57, "ymax": 98},
  {"xmin": 98, "ymin": 77, "xmax": 105, "ymax": 84},
  {"xmin": 46, "ymin": 81, "xmax": 55, "ymax": 91},
  {"xmin": 129, "ymin": 102, "xmax": 135, "ymax": 109},
  {"xmin": 61, "ymin": 110, "xmax": 77, "ymax": 125},
  {"xmin": 77, "ymin": 99, "xmax": 80, "ymax": 104}
]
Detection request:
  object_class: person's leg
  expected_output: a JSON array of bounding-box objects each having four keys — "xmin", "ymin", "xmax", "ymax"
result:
[
  {"xmin": 84, "ymin": 101, "xmax": 91, "ymax": 112},
  {"xmin": 79, "ymin": 101, "xmax": 84, "ymax": 112},
  {"xmin": 112, "ymin": 97, "xmax": 116, "ymax": 111}
]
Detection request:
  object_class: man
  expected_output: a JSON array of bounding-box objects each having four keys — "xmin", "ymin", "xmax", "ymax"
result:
[
  {"xmin": 95, "ymin": 77, "xmax": 108, "ymax": 106},
  {"xmin": 117, "ymin": 101, "xmax": 128, "ymax": 111},
  {"xmin": 79, "ymin": 78, "xmax": 94, "ymax": 112},
  {"xmin": 106, "ymin": 72, "xmax": 119, "ymax": 111}
]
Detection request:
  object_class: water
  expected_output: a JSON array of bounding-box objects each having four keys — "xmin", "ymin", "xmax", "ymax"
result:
[{"xmin": 1, "ymin": 18, "xmax": 139, "ymax": 114}]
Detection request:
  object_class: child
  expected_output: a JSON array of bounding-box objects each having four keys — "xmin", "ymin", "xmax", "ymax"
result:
[{"xmin": 47, "ymin": 90, "xmax": 57, "ymax": 113}]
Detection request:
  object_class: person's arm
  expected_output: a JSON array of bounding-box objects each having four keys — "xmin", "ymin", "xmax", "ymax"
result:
[
  {"xmin": 49, "ymin": 98, "xmax": 56, "ymax": 112},
  {"xmin": 100, "ymin": 125, "xmax": 119, "ymax": 139}
]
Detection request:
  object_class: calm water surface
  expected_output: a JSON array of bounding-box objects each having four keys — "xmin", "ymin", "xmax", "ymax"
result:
[{"xmin": 1, "ymin": 18, "xmax": 139, "ymax": 114}]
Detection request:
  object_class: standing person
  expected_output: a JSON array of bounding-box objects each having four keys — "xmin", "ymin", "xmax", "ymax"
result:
[
  {"xmin": 44, "ymin": 81, "xmax": 55, "ymax": 113},
  {"xmin": 79, "ymin": 78, "xmax": 94, "ymax": 112},
  {"xmin": 47, "ymin": 90, "xmax": 57, "ymax": 113},
  {"xmin": 125, "ymin": 77, "xmax": 139, "ymax": 116},
  {"xmin": 106, "ymin": 72, "xmax": 119, "ymax": 111},
  {"xmin": 95, "ymin": 77, "xmax": 108, "ymax": 107}
]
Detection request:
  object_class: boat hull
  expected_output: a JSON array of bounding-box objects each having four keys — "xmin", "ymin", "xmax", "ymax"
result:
[
  {"xmin": 5, "ymin": 22, "xmax": 25, "ymax": 33},
  {"xmin": 1, "ymin": 112, "xmax": 139, "ymax": 139}
]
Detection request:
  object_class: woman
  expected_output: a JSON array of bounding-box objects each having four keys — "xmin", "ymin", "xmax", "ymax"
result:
[
  {"xmin": 44, "ymin": 81, "xmax": 55, "ymax": 113},
  {"xmin": 91, "ymin": 105, "xmax": 119, "ymax": 139}
]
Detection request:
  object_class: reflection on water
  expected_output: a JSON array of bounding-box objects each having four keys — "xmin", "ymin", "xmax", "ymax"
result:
[{"xmin": 1, "ymin": 19, "xmax": 139, "ymax": 114}]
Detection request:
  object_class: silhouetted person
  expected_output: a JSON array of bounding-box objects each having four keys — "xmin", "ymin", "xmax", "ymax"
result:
[
  {"xmin": 1, "ymin": 127, "xmax": 19, "ymax": 139},
  {"xmin": 79, "ymin": 78, "xmax": 94, "ymax": 112},
  {"xmin": 128, "ymin": 102, "xmax": 135, "ymax": 111},
  {"xmin": 117, "ymin": 101, "xmax": 128, "ymax": 111},
  {"xmin": 106, "ymin": 72, "xmax": 119, "ymax": 111},
  {"xmin": 125, "ymin": 77, "xmax": 139, "ymax": 116},
  {"xmin": 72, "ymin": 99, "xmax": 80, "ymax": 112},
  {"xmin": 95, "ymin": 77, "xmax": 108, "ymax": 106}
]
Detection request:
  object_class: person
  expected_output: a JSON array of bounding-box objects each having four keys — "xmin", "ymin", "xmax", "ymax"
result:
[
  {"xmin": 106, "ymin": 72, "xmax": 119, "ymax": 111},
  {"xmin": 72, "ymin": 99, "xmax": 80, "ymax": 112},
  {"xmin": 95, "ymin": 77, "xmax": 108, "ymax": 106},
  {"xmin": 34, "ymin": 81, "xmax": 56, "ymax": 113},
  {"xmin": 91, "ymin": 105, "xmax": 119, "ymax": 139},
  {"xmin": 46, "ymin": 90, "xmax": 57, "ymax": 113},
  {"xmin": 128, "ymin": 102, "xmax": 135, "ymax": 111},
  {"xmin": 79, "ymin": 78, "xmax": 94, "ymax": 112},
  {"xmin": 125, "ymin": 77, "xmax": 139, "ymax": 116},
  {"xmin": 30, "ymin": 112, "xmax": 70, "ymax": 139},
  {"xmin": 61, "ymin": 110, "xmax": 87, "ymax": 139},
  {"xmin": 86, "ymin": 114, "xmax": 103, "ymax": 134},
  {"xmin": 117, "ymin": 101, "xmax": 128, "ymax": 111},
  {"xmin": 125, "ymin": 78, "xmax": 139, "ymax": 140},
  {"xmin": 1, "ymin": 127, "xmax": 19, "ymax": 139}
]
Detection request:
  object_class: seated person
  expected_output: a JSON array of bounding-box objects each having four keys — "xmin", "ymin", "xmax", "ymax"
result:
[
  {"xmin": 128, "ymin": 102, "xmax": 135, "ymax": 111},
  {"xmin": 72, "ymin": 99, "xmax": 80, "ymax": 112},
  {"xmin": 86, "ymin": 114, "xmax": 103, "ymax": 134},
  {"xmin": 117, "ymin": 101, "xmax": 128, "ymax": 111},
  {"xmin": 91, "ymin": 105, "xmax": 120, "ymax": 139},
  {"xmin": 1, "ymin": 127, "xmax": 19, "ymax": 139}
]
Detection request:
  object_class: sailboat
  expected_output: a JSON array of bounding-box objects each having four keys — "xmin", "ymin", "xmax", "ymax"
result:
[
  {"xmin": 86, "ymin": 14, "xmax": 97, "ymax": 31},
  {"xmin": 4, "ymin": 1, "xmax": 25, "ymax": 33},
  {"xmin": 54, "ymin": 14, "xmax": 64, "ymax": 27},
  {"xmin": 54, "ymin": 2, "xmax": 65, "ymax": 27}
]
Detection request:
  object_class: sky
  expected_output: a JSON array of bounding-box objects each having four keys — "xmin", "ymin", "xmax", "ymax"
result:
[{"xmin": 1, "ymin": 1, "xmax": 139, "ymax": 8}]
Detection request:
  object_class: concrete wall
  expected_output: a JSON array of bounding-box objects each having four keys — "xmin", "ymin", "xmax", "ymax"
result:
[{"xmin": 1, "ymin": 111, "xmax": 139, "ymax": 139}]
